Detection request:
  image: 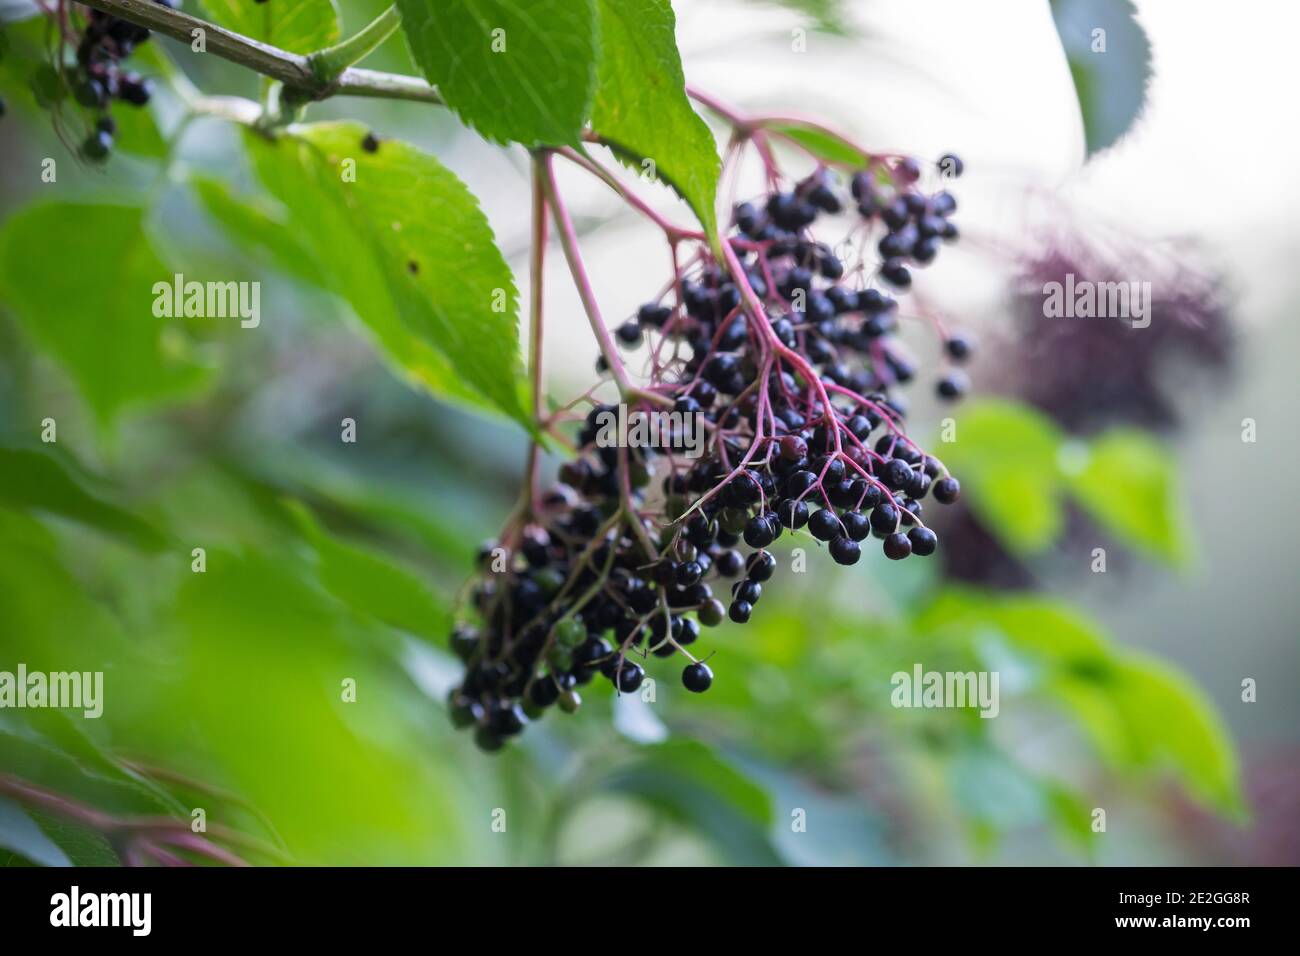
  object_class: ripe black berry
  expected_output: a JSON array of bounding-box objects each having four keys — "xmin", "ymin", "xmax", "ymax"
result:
[
  {"xmin": 732, "ymin": 578, "xmax": 762, "ymax": 605},
  {"xmin": 936, "ymin": 370, "xmax": 968, "ymax": 400},
  {"xmin": 778, "ymin": 497, "xmax": 809, "ymax": 530},
  {"xmin": 616, "ymin": 320, "xmax": 643, "ymax": 347},
  {"xmin": 698, "ymin": 599, "xmax": 725, "ymax": 627},
  {"xmin": 743, "ymin": 514, "xmax": 776, "ymax": 548},
  {"xmin": 908, "ymin": 526, "xmax": 938, "ymax": 556},
  {"xmin": 81, "ymin": 130, "xmax": 112, "ymax": 161},
  {"xmin": 883, "ymin": 532, "xmax": 912, "ymax": 560},
  {"xmin": 745, "ymin": 550, "xmax": 777, "ymax": 582},
  {"xmin": 489, "ymin": 701, "xmax": 528, "ymax": 736},
  {"xmin": 829, "ymin": 536, "xmax": 860, "ymax": 565},
  {"xmin": 933, "ymin": 476, "xmax": 961, "ymax": 504},
  {"xmin": 870, "ymin": 502, "xmax": 899, "ymax": 535},
  {"xmin": 841, "ymin": 510, "xmax": 870, "ymax": 541},
  {"xmin": 729, "ymin": 600, "xmax": 752, "ymax": 623},
  {"xmin": 615, "ymin": 661, "xmax": 645, "ymax": 693},
  {"xmin": 676, "ymin": 560, "xmax": 704, "ymax": 587},
  {"xmin": 808, "ymin": 507, "xmax": 841, "ymax": 542},
  {"xmin": 944, "ymin": 332, "xmax": 975, "ymax": 361},
  {"xmin": 682, "ymin": 662, "xmax": 713, "ymax": 693},
  {"xmin": 528, "ymin": 677, "xmax": 561, "ymax": 708},
  {"xmin": 714, "ymin": 548, "xmax": 744, "ymax": 577}
]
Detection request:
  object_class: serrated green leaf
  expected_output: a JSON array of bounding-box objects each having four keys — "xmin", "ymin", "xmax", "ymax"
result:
[
  {"xmin": 395, "ymin": 0, "xmax": 598, "ymax": 146},
  {"xmin": 1065, "ymin": 429, "xmax": 1190, "ymax": 566},
  {"xmin": 938, "ymin": 399, "xmax": 1066, "ymax": 554},
  {"xmin": 25, "ymin": 810, "xmax": 120, "ymax": 866},
  {"xmin": 201, "ymin": 0, "xmax": 341, "ymax": 55},
  {"xmin": 0, "ymin": 202, "xmax": 210, "ymax": 426},
  {"xmin": 591, "ymin": 0, "xmax": 719, "ymax": 234},
  {"xmin": 1051, "ymin": 0, "xmax": 1152, "ymax": 156},
  {"xmin": 244, "ymin": 122, "xmax": 529, "ymax": 426}
]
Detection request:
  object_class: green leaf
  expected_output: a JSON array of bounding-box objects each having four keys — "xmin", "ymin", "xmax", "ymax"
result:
[
  {"xmin": 0, "ymin": 202, "xmax": 210, "ymax": 425},
  {"xmin": 244, "ymin": 122, "xmax": 529, "ymax": 426},
  {"xmin": 189, "ymin": 173, "xmax": 325, "ymax": 286},
  {"xmin": 1105, "ymin": 654, "xmax": 1244, "ymax": 818},
  {"xmin": 1050, "ymin": 0, "xmax": 1152, "ymax": 156},
  {"xmin": 0, "ymin": 447, "xmax": 166, "ymax": 550},
  {"xmin": 201, "ymin": 0, "xmax": 341, "ymax": 55},
  {"xmin": 590, "ymin": 0, "xmax": 720, "ymax": 234},
  {"xmin": 24, "ymin": 810, "xmax": 120, "ymax": 866},
  {"xmin": 602, "ymin": 740, "xmax": 780, "ymax": 865},
  {"xmin": 765, "ymin": 121, "xmax": 870, "ymax": 168},
  {"xmin": 938, "ymin": 399, "xmax": 1066, "ymax": 554},
  {"xmin": 0, "ymin": 797, "xmax": 73, "ymax": 867},
  {"xmin": 285, "ymin": 500, "xmax": 449, "ymax": 644},
  {"xmin": 918, "ymin": 590, "xmax": 1244, "ymax": 819},
  {"xmin": 753, "ymin": 0, "xmax": 851, "ymax": 35},
  {"xmin": 395, "ymin": 0, "xmax": 598, "ymax": 146},
  {"xmin": 1064, "ymin": 429, "xmax": 1190, "ymax": 566}
]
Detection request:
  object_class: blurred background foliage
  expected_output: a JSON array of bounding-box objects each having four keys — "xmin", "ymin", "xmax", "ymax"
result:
[{"xmin": 0, "ymin": 0, "xmax": 1294, "ymax": 866}]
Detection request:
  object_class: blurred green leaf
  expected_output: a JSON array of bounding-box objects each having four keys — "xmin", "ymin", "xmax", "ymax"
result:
[
  {"xmin": 244, "ymin": 122, "xmax": 530, "ymax": 427},
  {"xmin": 1057, "ymin": 655, "xmax": 1244, "ymax": 818},
  {"xmin": 0, "ymin": 713, "xmax": 183, "ymax": 818},
  {"xmin": 591, "ymin": 0, "xmax": 720, "ymax": 234},
  {"xmin": 285, "ymin": 499, "xmax": 449, "ymax": 645},
  {"xmin": 395, "ymin": 0, "xmax": 597, "ymax": 146},
  {"xmin": 918, "ymin": 589, "xmax": 1244, "ymax": 818},
  {"xmin": 753, "ymin": 0, "xmax": 851, "ymax": 35},
  {"xmin": 0, "ymin": 797, "xmax": 72, "ymax": 867},
  {"xmin": 0, "ymin": 202, "xmax": 210, "ymax": 426},
  {"xmin": 23, "ymin": 810, "xmax": 120, "ymax": 866},
  {"xmin": 939, "ymin": 399, "xmax": 1065, "ymax": 554},
  {"xmin": 1064, "ymin": 429, "xmax": 1190, "ymax": 566},
  {"xmin": 107, "ymin": 98, "xmax": 168, "ymax": 159},
  {"xmin": 603, "ymin": 740, "xmax": 781, "ymax": 864},
  {"xmin": 765, "ymin": 121, "xmax": 869, "ymax": 167},
  {"xmin": 1051, "ymin": 0, "xmax": 1152, "ymax": 156},
  {"xmin": 1041, "ymin": 778, "xmax": 1101, "ymax": 855},
  {"xmin": 0, "ymin": 446, "xmax": 166, "ymax": 550},
  {"xmin": 189, "ymin": 174, "xmax": 325, "ymax": 286},
  {"xmin": 201, "ymin": 0, "xmax": 341, "ymax": 55},
  {"xmin": 145, "ymin": 551, "xmax": 467, "ymax": 863}
]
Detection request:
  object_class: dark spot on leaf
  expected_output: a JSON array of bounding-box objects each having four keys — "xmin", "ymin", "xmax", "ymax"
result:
[
  {"xmin": 407, "ymin": 260, "xmax": 419, "ymax": 275},
  {"xmin": 361, "ymin": 132, "xmax": 380, "ymax": 153}
]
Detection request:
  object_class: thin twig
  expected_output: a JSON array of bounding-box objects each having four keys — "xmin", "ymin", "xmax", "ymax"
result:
[{"xmin": 73, "ymin": 0, "xmax": 441, "ymax": 104}]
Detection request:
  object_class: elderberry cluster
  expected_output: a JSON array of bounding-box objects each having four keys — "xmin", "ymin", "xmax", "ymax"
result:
[
  {"xmin": 450, "ymin": 153, "xmax": 973, "ymax": 752},
  {"xmin": 70, "ymin": 0, "xmax": 176, "ymax": 160}
]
